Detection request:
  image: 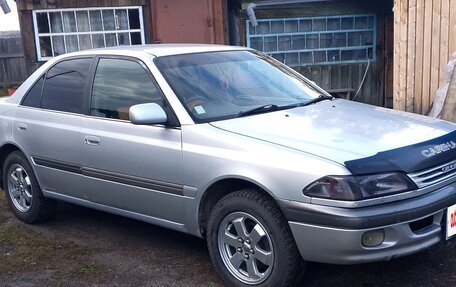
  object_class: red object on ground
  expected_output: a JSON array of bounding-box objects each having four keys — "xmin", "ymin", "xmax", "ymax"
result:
[{"xmin": 7, "ymin": 89, "xmax": 16, "ymax": 96}]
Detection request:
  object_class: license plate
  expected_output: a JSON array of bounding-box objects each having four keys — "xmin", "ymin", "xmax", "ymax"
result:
[{"xmin": 446, "ymin": 204, "xmax": 456, "ymax": 240}]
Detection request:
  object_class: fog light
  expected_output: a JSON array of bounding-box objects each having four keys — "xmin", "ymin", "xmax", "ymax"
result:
[{"xmin": 361, "ymin": 230, "xmax": 385, "ymax": 247}]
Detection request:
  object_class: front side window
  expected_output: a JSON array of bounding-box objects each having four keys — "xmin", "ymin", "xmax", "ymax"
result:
[
  {"xmin": 33, "ymin": 7, "xmax": 145, "ymax": 61},
  {"xmin": 155, "ymin": 50, "xmax": 322, "ymax": 123},
  {"xmin": 90, "ymin": 58, "xmax": 164, "ymax": 121},
  {"xmin": 41, "ymin": 58, "xmax": 92, "ymax": 114}
]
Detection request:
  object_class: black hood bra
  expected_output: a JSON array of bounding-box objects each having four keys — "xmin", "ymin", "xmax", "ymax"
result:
[{"xmin": 345, "ymin": 130, "xmax": 456, "ymax": 174}]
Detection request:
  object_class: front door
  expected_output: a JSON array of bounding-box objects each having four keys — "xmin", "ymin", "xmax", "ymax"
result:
[{"xmin": 81, "ymin": 57, "xmax": 184, "ymax": 223}]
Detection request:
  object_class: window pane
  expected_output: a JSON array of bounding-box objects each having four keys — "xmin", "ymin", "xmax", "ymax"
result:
[
  {"xmin": 76, "ymin": 11, "xmax": 90, "ymax": 32},
  {"xmin": 39, "ymin": 36, "xmax": 52, "ymax": 58},
  {"xmin": 313, "ymin": 19, "xmax": 326, "ymax": 31},
  {"xmin": 256, "ymin": 22, "xmax": 270, "ymax": 34},
  {"xmin": 102, "ymin": 10, "xmax": 115, "ymax": 31},
  {"xmin": 92, "ymin": 34, "xmax": 105, "ymax": 48},
  {"xmin": 36, "ymin": 13, "xmax": 50, "ymax": 33},
  {"xmin": 292, "ymin": 35, "xmax": 305, "ymax": 50},
  {"xmin": 42, "ymin": 58, "xmax": 92, "ymax": 114},
  {"xmin": 264, "ymin": 36, "xmax": 277, "ymax": 52},
  {"xmin": 299, "ymin": 20, "xmax": 312, "ymax": 32},
  {"xmin": 62, "ymin": 11, "xmax": 76, "ymax": 33},
  {"xmin": 355, "ymin": 17, "xmax": 368, "ymax": 29},
  {"xmin": 284, "ymin": 20, "xmax": 298, "ymax": 33},
  {"xmin": 118, "ymin": 33, "xmax": 130, "ymax": 45},
  {"xmin": 22, "ymin": 75, "xmax": 44, "ymax": 108},
  {"xmin": 89, "ymin": 10, "xmax": 103, "ymax": 31},
  {"xmin": 52, "ymin": 36, "xmax": 65, "ymax": 56},
  {"xmin": 249, "ymin": 37, "xmax": 262, "ymax": 51},
  {"xmin": 130, "ymin": 32, "xmax": 141, "ymax": 45},
  {"xmin": 314, "ymin": 51, "xmax": 326, "ymax": 62},
  {"xmin": 65, "ymin": 35, "xmax": 79, "ymax": 52},
  {"xmin": 327, "ymin": 18, "xmax": 340, "ymax": 31},
  {"xmin": 306, "ymin": 34, "xmax": 319, "ymax": 49},
  {"xmin": 105, "ymin": 33, "xmax": 117, "ymax": 47},
  {"xmin": 128, "ymin": 9, "xmax": 140, "ymax": 30},
  {"xmin": 348, "ymin": 32, "xmax": 361, "ymax": 46},
  {"xmin": 49, "ymin": 12, "xmax": 63, "ymax": 33},
  {"xmin": 79, "ymin": 34, "xmax": 92, "ymax": 50},
  {"xmin": 341, "ymin": 18, "xmax": 354, "ymax": 30},
  {"xmin": 91, "ymin": 59, "xmax": 163, "ymax": 120},
  {"xmin": 320, "ymin": 33, "xmax": 332, "ymax": 48},
  {"xmin": 300, "ymin": 52, "xmax": 312, "ymax": 64},
  {"xmin": 278, "ymin": 35, "xmax": 291, "ymax": 51},
  {"xmin": 115, "ymin": 9, "xmax": 128, "ymax": 30},
  {"xmin": 285, "ymin": 53, "xmax": 298, "ymax": 66},
  {"xmin": 271, "ymin": 21, "xmax": 284, "ymax": 34}
]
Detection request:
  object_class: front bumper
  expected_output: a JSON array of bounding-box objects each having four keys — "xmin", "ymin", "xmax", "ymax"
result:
[{"xmin": 277, "ymin": 181, "xmax": 456, "ymax": 264}]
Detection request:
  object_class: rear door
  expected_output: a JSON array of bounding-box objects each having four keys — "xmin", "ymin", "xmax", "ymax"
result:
[
  {"xmin": 14, "ymin": 57, "xmax": 93, "ymax": 197},
  {"xmin": 81, "ymin": 56, "xmax": 184, "ymax": 223}
]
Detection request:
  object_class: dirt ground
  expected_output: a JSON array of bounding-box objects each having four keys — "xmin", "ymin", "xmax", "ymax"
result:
[{"xmin": 1, "ymin": 191, "xmax": 456, "ymax": 287}]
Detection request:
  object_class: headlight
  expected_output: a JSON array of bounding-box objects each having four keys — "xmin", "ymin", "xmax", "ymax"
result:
[{"xmin": 303, "ymin": 173, "xmax": 416, "ymax": 201}]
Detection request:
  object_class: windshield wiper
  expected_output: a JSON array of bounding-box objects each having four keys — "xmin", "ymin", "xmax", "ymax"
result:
[
  {"xmin": 236, "ymin": 95, "xmax": 333, "ymax": 118},
  {"xmin": 301, "ymin": 94, "xmax": 333, "ymax": 106},
  {"xmin": 237, "ymin": 104, "xmax": 280, "ymax": 118},
  {"xmin": 283, "ymin": 94, "xmax": 334, "ymax": 109}
]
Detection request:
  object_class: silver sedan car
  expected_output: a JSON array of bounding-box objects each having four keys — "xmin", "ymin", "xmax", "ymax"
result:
[{"xmin": 1, "ymin": 45, "xmax": 456, "ymax": 287}]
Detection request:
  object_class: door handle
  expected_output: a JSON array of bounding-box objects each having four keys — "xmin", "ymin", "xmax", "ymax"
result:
[
  {"xmin": 84, "ymin": 135, "xmax": 100, "ymax": 146},
  {"xmin": 17, "ymin": 123, "xmax": 27, "ymax": 132}
]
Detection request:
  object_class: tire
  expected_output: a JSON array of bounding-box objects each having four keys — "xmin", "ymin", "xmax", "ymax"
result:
[
  {"xmin": 207, "ymin": 189, "xmax": 305, "ymax": 287},
  {"xmin": 2, "ymin": 151, "xmax": 55, "ymax": 223}
]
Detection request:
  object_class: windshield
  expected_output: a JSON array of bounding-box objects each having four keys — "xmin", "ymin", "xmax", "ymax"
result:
[{"xmin": 154, "ymin": 50, "xmax": 323, "ymax": 123}]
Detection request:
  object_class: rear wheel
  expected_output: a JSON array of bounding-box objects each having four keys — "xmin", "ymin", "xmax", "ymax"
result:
[
  {"xmin": 207, "ymin": 189, "xmax": 304, "ymax": 286},
  {"xmin": 3, "ymin": 151, "xmax": 55, "ymax": 223}
]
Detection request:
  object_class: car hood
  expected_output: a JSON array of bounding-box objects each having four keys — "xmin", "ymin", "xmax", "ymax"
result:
[{"xmin": 210, "ymin": 99, "xmax": 456, "ymax": 166}]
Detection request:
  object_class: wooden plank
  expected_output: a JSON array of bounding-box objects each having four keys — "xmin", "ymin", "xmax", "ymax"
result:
[
  {"xmin": 421, "ymin": 0, "xmax": 433, "ymax": 114},
  {"xmin": 440, "ymin": 0, "xmax": 450, "ymax": 85},
  {"xmin": 450, "ymin": 0, "xmax": 456, "ymax": 56},
  {"xmin": 393, "ymin": 0, "xmax": 402, "ymax": 110},
  {"xmin": 376, "ymin": 13, "xmax": 386, "ymax": 107},
  {"xmin": 414, "ymin": 0, "xmax": 424, "ymax": 114},
  {"xmin": 406, "ymin": 0, "xmax": 416, "ymax": 112},
  {"xmin": 321, "ymin": 66, "xmax": 330, "ymax": 90},
  {"xmin": 398, "ymin": 0, "xmax": 408, "ymax": 111},
  {"xmin": 212, "ymin": 0, "xmax": 226, "ymax": 44},
  {"xmin": 429, "ymin": 0, "xmax": 441, "ymax": 109}
]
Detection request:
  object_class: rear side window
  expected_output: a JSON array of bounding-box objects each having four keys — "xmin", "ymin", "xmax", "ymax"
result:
[
  {"xmin": 41, "ymin": 58, "xmax": 92, "ymax": 113},
  {"xmin": 90, "ymin": 58, "xmax": 164, "ymax": 120},
  {"xmin": 22, "ymin": 75, "xmax": 44, "ymax": 108}
]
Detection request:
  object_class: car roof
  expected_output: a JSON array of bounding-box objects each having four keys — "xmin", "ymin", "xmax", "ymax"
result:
[{"xmin": 60, "ymin": 44, "xmax": 250, "ymax": 58}]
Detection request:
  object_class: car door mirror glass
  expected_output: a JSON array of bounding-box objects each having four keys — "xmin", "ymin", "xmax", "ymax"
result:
[{"xmin": 129, "ymin": 103, "xmax": 167, "ymax": 125}]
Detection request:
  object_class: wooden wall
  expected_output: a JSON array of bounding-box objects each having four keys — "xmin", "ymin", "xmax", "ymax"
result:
[
  {"xmin": 394, "ymin": 0, "xmax": 456, "ymax": 114},
  {"xmin": 0, "ymin": 33, "xmax": 28, "ymax": 86}
]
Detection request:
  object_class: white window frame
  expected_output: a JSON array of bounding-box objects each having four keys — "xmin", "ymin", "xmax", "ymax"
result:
[{"xmin": 32, "ymin": 6, "xmax": 146, "ymax": 61}]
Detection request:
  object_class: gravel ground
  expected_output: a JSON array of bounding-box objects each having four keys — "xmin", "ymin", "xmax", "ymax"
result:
[{"xmin": 1, "ymin": 191, "xmax": 456, "ymax": 287}]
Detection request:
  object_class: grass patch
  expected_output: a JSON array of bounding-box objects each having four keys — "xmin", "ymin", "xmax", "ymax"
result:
[
  {"xmin": 0, "ymin": 192, "xmax": 106, "ymax": 283},
  {"xmin": 0, "ymin": 192, "xmax": 9, "ymax": 223}
]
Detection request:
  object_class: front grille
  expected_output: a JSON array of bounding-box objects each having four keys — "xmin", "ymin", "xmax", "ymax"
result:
[{"xmin": 408, "ymin": 159, "xmax": 456, "ymax": 188}]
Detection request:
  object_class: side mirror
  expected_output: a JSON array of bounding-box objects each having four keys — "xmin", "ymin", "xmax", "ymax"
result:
[{"xmin": 129, "ymin": 103, "xmax": 167, "ymax": 125}]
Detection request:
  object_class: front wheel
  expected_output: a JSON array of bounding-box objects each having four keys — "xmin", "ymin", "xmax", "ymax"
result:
[{"xmin": 207, "ymin": 189, "xmax": 304, "ymax": 287}]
